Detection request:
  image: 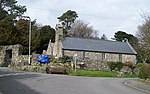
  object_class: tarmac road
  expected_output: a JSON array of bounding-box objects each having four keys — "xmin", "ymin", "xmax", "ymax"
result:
[{"xmin": 0, "ymin": 67, "xmax": 148, "ymax": 94}]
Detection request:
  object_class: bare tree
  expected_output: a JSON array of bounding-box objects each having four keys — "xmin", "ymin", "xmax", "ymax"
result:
[
  {"xmin": 69, "ymin": 20, "xmax": 99, "ymax": 39},
  {"xmin": 137, "ymin": 15, "xmax": 150, "ymax": 63}
]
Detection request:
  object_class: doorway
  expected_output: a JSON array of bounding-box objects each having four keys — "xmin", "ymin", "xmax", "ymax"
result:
[{"xmin": 4, "ymin": 50, "xmax": 12, "ymax": 67}]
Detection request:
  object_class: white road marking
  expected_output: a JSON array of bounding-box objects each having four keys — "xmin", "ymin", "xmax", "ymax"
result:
[{"xmin": 0, "ymin": 72, "xmax": 35, "ymax": 78}]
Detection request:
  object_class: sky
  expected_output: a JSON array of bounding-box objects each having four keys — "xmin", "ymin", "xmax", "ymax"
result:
[{"xmin": 17, "ymin": 0, "xmax": 150, "ymax": 39}]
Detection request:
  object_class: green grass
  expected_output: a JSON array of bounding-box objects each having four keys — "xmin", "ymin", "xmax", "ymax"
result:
[
  {"xmin": 122, "ymin": 73, "xmax": 138, "ymax": 78},
  {"xmin": 68, "ymin": 69, "xmax": 118, "ymax": 77},
  {"xmin": 67, "ymin": 68, "xmax": 138, "ymax": 78}
]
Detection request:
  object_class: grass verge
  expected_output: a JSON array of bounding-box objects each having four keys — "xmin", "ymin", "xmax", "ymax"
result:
[
  {"xmin": 68, "ymin": 68, "xmax": 138, "ymax": 78},
  {"xmin": 68, "ymin": 69, "xmax": 118, "ymax": 77}
]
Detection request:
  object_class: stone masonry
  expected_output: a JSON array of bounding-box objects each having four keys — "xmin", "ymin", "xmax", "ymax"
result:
[
  {"xmin": 52, "ymin": 24, "xmax": 63, "ymax": 57},
  {"xmin": 63, "ymin": 50, "xmax": 136, "ymax": 64},
  {"xmin": 0, "ymin": 44, "xmax": 28, "ymax": 66}
]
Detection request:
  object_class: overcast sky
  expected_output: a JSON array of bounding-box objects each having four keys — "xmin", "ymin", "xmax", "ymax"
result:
[{"xmin": 17, "ymin": 0, "xmax": 150, "ymax": 39}]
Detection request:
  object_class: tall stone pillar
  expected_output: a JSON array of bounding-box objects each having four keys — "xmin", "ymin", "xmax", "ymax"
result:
[{"xmin": 53, "ymin": 24, "xmax": 63, "ymax": 57}]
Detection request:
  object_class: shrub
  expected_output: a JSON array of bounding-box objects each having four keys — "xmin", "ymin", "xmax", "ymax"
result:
[
  {"xmin": 124, "ymin": 61, "xmax": 136, "ymax": 74},
  {"xmin": 116, "ymin": 62, "xmax": 124, "ymax": 71},
  {"xmin": 107, "ymin": 61, "xmax": 116, "ymax": 71},
  {"xmin": 138, "ymin": 64, "xmax": 150, "ymax": 80},
  {"xmin": 107, "ymin": 61, "xmax": 123, "ymax": 71},
  {"xmin": 58, "ymin": 56, "xmax": 73, "ymax": 63}
]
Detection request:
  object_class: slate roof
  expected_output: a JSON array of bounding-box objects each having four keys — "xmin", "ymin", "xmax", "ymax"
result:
[{"xmin": 62, "ymin": 37, "xmax": 137, "ymax": 55}]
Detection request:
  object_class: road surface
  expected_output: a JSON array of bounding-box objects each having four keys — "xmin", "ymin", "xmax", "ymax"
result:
[{"xmin": 0, "ymin": 67, "xmax": 148, "ymax": 94}]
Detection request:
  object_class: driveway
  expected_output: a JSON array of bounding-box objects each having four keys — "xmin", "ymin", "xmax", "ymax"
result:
[{"xmin": 0, "ymin": 67, "xmax": 148, "ymax": 94}]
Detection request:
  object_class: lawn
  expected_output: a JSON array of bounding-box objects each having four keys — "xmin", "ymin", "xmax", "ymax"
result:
[
  {"xmin": 68, "ymin": 69, "xmax": 138, "ymax": 78},
  {"xmin": 68, "ymin": 69, "xmax": 118, "ymax": 77}
]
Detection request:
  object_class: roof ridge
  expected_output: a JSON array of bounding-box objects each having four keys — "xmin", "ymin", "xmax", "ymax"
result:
[{"xmin": 64, "ymin": 36, "xmax": 126, "ymax": 43}]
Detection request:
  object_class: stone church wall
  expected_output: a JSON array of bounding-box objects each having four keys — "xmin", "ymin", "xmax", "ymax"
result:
[
  {"xmin": 63, "ymin": 50, "xmax": 136, "ymax": 64},
  {"xmin": 122, "ymin": 54, "xmax": 136, "ymax": 64}
]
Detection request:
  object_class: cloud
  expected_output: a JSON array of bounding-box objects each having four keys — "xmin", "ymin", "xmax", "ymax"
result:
[{"xmin": 17, "ymin": 0, "xmax": 150, "ymax": 39}]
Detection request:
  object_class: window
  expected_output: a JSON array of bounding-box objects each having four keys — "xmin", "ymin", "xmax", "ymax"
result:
[
  {"xmin": 119, "ymin": 54, "xmax": 122, "ymax": 62},
  {"xmin": 102, "ymin": 53, "xmax": 106, "ymax": 60},
  {"xmin": 83, "ymin": 52, "xmax": 85, "ymax": 60}
]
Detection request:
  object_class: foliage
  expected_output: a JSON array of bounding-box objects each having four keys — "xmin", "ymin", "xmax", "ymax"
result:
[
  {"xmin": 11, "ymin": 64, "xmax": 47, "ymax": 73},
  {"xmin": 114, "ymin": 31, "xmax": 128, "ymax": 41},
  {"xmin": 0, "ymin": 16, "xmax": 55, "ymax": 54},
  {"xmin": 38, "ymin": 25, "xmax": 55, "ymax": 53},
  {"xmin": 137, "ymin": 15, "xmax": 150, "ymax": 63},
  {"xmin": 58, "ymin": 56, "xmax": 73, "ymax": 63},
  {"xmin": 0, "ymin": 0, "xmax": 26, "ymax": 20},
  {"xmin": 0, "ymin": 46, "xmax": 2, "ymax": 51},
  {"xmin": 0, "ymin": 1, "xmax": 55, "ymax": 55},
  {"xmin": 0, "ymin": 20, "xmax": 19, "ymax": 45},
  {"xmin": 122, "ymin": 73, "xmax": 138, "ymax": 78},
  {"xmin": 116, "ymin": 62, "xmax": 124, "ymax": 71},
  {"xmin": 69, "ymin": 69, "xmax": 117, "ymax": 77},
  {"xmin": 138, "ymin": 64, "xmax": 150, "ymax": 80},
  {"xmin": 114, "ymin": 31, "xmax": 143, "ymax": 63},
  {"xmin": 107, "ymin": 61, "xmax": 124, "ymax": 71},
  {"xmin": 49, "ymin": 56, "xmax": 73, "ymax": 63},
  {"xmin": 114, "ymin": 31, "xmax": 138, "ymax": 45},
  {"xmin": 15, "ymin": 19, "xmax": 41, "ymax": 54},
  {"xmin": 69, "ymin": 20, "xmax": 99, "ymax": 39},
  {"xmin": 124, "ymin": 61, "xmax": 136, "ymax": 74},
  {"xmin": 58, "ymin": 10, "xmax": 78, "ymax": 35},
  {"xmin": 107, "ymin": 61, "xmax": 116, "ymax": 71}
]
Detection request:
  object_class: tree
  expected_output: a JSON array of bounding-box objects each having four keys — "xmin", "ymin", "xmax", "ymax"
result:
[
  {"xmin": 114, "ymin": 31, "xmax": 138, "ymax": 47},
  {"xmin": 137, "ymin": 15, "xmax": 150, "ymax": 63},
  {"xmin": 0, "ymin": 20, "xmax": 19, "ymax": 45},
  {"xmin": 114, "ymin": 31, "xmax": 128, "ymax": 41},
  {"xmin": 0, "ymin": 0, "xmax": 26, "ymax": 47},
  {"xmin": 0, "ymin": 0, "xmax": 26, "ymax": 20},
  {"xmin": 16, "ymin": 19, "xmax": 41, "ymax": 54},
  {"xmin": 101, "ymin": 34, "xmax": 108, "ymax": 40},
  {"xmin": 58, "ymin": 10, "xmax": 78, "ymax": 35},
  {"xmin": 69, "ymin": 20, "xmax": 99, "ymax": 38},
  {"xmin": 38, "ymin": 25, "xmax": 55, "ymax": 53}
]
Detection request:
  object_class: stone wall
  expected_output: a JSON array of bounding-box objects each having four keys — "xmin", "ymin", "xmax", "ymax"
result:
[
  {"xmin": 105, "ymin": 53, "xmax": 119, "ymax": 62},
  {"xmin": 63, "ymin": 50, "xmax": 136, "ymax": 64},
  {"xmin": 85, "ymin": 52, "xmax": 102, "ymax": 60},
  {"xmin": 84, "ymin": 60, "xmax": 108, "ymax": 70},
  {"xmin": 0, "ymin": 44, "xmax": 23, "ymax": 66},
  {"xmin": 0, "ymin": 44, "xmax": 30, "ymax": 66},
  {"xmin": 122, "ymin": 54, "xmax": 136, "ymax": 64},
  {"xmin": 0, "ymin": 46, "xmax": 5, "ymax": 64},
  {"xmin": 14, "ymin": 55, "xmax": 28, "ymax": 66},
  {"xmin": 63, "ymin": 50, "xmax": 83, "ymax": 60}
]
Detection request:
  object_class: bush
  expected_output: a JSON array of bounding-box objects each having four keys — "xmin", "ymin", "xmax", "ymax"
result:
[
  {"xmin": 49, "ymin": 56, "xmax": 73, "ymax": 63},
  {"xmin": 107, "ymin": 61, "xmax": 116, "ymax": 71},
  {"xmin": 138, "ymin": 64, "xmax": 150, "ymax": 80},
  {"xmin": 116, "ymin": 62, "xmax": 124, "ymax": 71},
  {"xmin": 58, "ymin": 56, "xmax": 73, "ymax": 63},
  {"xmin": 107, "ymin": 61, "xmax": 123, "ymax": 71},
  {"xmin": 124, "ymin": 61, "xmax": 136, "ymax": 74}
]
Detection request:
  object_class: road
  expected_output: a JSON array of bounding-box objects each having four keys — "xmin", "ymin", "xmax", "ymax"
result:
[{"xmin": 0, "ymin": 67, "xmax": 148, "ymax": 94}]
